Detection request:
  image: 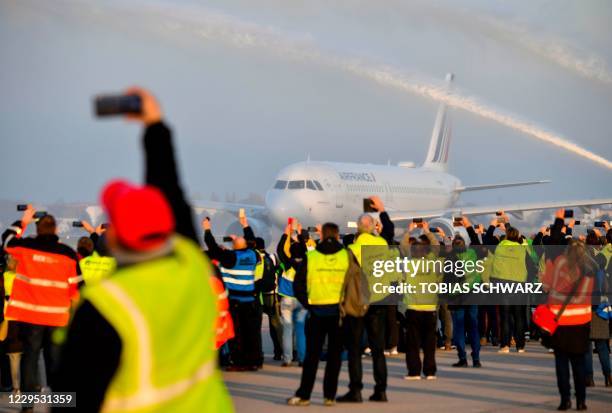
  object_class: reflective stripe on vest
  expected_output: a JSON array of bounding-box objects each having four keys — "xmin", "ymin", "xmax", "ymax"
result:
[
  {"xmin": 307, "ymin": 249, "xmax": 349, "ymax": 305},
  {"xmin": 492, "ymin": 239, "xmax": 528, "ymax": 282},
  {"xmin": 547, "ymin": 255, "xmax": 594, "ymax": 326},
  {"xmin": 84, "ymin": 236, "xmax": 233, "ymax": 413},
  {"xmin": 15, "ymin": 273, "xmax": 69, "ymax": 289}
]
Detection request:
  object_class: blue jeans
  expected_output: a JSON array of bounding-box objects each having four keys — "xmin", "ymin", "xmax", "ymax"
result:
[
  {"xmin": 280, "ymin": 296, "xmax": 307, "ymax": 363},
  {"xmin": 451, "ymin": 306, "xmax": 480, "ymax": 362},
  {"xmin": 585, "ymin": 340, "xmax": 611, "ymax": 378}
]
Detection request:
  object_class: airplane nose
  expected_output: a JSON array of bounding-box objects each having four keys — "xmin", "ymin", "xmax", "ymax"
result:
[{"xmin": 266, "ymin": 190, "xmax": 305, "ymax": 228}]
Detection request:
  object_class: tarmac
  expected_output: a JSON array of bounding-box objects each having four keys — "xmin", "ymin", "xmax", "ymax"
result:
[
  {"xmin": 0, "ymin": 322, "xmax": 609, "ymax": 412},
  {"xmin": 226, "ymin": 322, "xmax": 612, "ymax": 413}
]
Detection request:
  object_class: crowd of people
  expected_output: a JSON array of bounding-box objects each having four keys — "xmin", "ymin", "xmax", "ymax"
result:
[{"xmin": 0, "ymin": 88, "xmax": 609, "ymax": 413}]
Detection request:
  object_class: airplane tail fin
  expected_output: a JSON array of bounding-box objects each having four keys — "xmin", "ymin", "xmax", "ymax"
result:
[{"xmin": 423, "ymin": 73, "xmax": 454, "ymax": 172}]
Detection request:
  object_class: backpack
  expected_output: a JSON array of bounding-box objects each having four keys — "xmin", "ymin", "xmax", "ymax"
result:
[
  {"xmin": 259, "ymin": 252, "xmax": 278, "ymax": 293},
  {"xmin": 340, "ymin": 249, "xmax": 370, "ymax": 318}
]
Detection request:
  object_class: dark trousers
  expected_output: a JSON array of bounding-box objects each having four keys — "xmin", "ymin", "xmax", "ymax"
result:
[
  {"xmin": 344, "ymin": 306, "xmax": 388, "ymax": 394},
  {"xmin": 404, "ymin": 310, "xmax": 437, "ymax": 377},
  {"xmin": 385, "ymin": 305, "xmax": 399, "ymax": 350},
  {"xmin": 500, "ymin": 305, "xmax": 525, "ymax": 349},
  {"xmin": 554, "ymin": 350, "xmax": 587, "ymax": 404},
  {"xmin": 452, "ymin": 306, "xmax": 480, "ymax": 362},
  {"xmin": 296, "ymin": 313, "xmax": 342, "ymax": 400},
  {"xmin": 261, "ymin": 293, "xmax": 283, "ymax": 358},
  {"xmin": 228, "ymin": 299, "xmax": 262, "ymax": 367},
  {"xmin": 478, "ymin": 305, "xmax": 499, "ymax": 343},
  {"xmin": 18, "ymin": 322, "xmax": 56, "ymax": 392}
]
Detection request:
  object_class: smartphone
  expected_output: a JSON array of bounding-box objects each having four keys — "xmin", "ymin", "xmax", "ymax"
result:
[
  {"xmin": 495, "ymin": 211, "xmax": 503, "ymax": 216},
  {"xmin": 94, "ymin": 94, "xmax": 142, "ymax": 116},
  {"xmin": 574, "ymin": 220, "xmax": 581, "ymax": 226},
  {"xmin": 453, "ymin": 217, "xmax": 463, "ymax": 227},
  {"xmin": 33, "ymin": 211, "xmax": 47, "ymax": 219},
  {"xmin": 594, "ymin": 221, "xmax": 606, "ymax": 228},
  {"xmin": 473, "ymin": 224, "xmax": 482, "ymax": 231},
  {"xmin": 72, "ymin": 221, "xmax": 84, "ymax": 228},
  {"xmin": 430, "ymin": 227, "xmax": 439, "ymax": 233},
  {"xmin": 101, "ymin": 223, "xmax": 109, "ymax": 230},
  {"xmin": 222, "ymin": 236, "xmax": 233, "ymax": 242},
  {"xmin": 238, "ymin": 208, "xmax": 245, "ymax": 218},
  {"xmin": 307, "ymin": 226, "xmax": 318, "ymax": 233},
  {"xmin": 17, "ymin": 204, "xmax": 28, "ymax": 211},
  {"xmin": 363, "ymin": 198, "xmax": 377, "ymax": 213},
  {"xmin": 564, "ymin": 209, "xmax": 574, "ymax": 218}
]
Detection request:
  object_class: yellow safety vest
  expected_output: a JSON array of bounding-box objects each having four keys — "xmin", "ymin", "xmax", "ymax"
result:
[
  {"xmin": 599, "ymin": 244, "xmax": 612, "ymax": 270},
  {"xmin": 80, "ymin": 252, "xmax": 117, "ymax": 285},
  {"xmin": 404, "ymin": 253, "xmax": 443, "ymax": 312},
  {"xmin": 349, "ymin": 233, "xmax": 388, "ymax": 266},
  {"xmin": 307, "ymin": 249, "xmax": 349, "ymax": 305},
  {"xmin": 3, "ymin": 270, "xmax": 16, "ymax": 297},
  {"xmin": 82, "ymin": 236, "xmax": 233, "ymax": 413},
  {"xmin": 491, "ymin": 239, "xmax": 528, "ymax": 282}
]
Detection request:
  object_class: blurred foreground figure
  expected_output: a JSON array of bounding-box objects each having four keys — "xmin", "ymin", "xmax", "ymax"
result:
[{"xmin": 53, "ymin": 88, "xmax": 233, "ymax": 412}]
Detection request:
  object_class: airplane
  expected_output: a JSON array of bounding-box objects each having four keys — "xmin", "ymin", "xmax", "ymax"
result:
[{"xmin": 210, "ymin": 73, "xmax": 612, "ymax": 240}]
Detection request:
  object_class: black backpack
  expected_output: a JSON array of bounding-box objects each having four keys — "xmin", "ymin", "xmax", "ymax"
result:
[{"xmin": 259, "ymin": 252, "xmax": 278, "ymax": 293}]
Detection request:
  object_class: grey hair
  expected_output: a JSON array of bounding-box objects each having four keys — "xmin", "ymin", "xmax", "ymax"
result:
[{"xmin": 357, "ymin": 214, "xmax": 375, "ymax": 234}]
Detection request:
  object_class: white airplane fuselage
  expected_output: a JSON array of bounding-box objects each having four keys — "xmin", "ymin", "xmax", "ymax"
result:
[{"xmin": 264, "ymin": 161, "xmax": 461, "ymax": 230}]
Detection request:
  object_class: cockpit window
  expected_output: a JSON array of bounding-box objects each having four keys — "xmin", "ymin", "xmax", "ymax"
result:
[
  {"xmin": 313, "ymin": 180, "xmax": 324, "ymax": 191},
  {"xmin": 288, "ymin": 180, "xmax": 305, "ymax": 189},
  {"xmin": 306, "ymin": 180, "xmax": 317, "ymax": 190},
  {"xmin": 274, "ymin": 180, "xmax": 287, "ymax": 189}
]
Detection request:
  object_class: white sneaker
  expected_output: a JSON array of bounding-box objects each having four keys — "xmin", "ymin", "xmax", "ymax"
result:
[
  {"xmin": 390, "ymin": 349, "xmax": 399, "ymax": 356},
  {"xmin": 425, "ymin": 375, "xmax": 437, "ymax": 380},
  {"xmin": 498, "ymin": 346, "xmax": 510, "ymax": 353},
  {"xmin": 287, "ymin": 397, "xmax": 310, "ymax": 406},
  {"xmin": 517, "ymin": 348, "xmax": 526, "ymax": 353},
  {"xmin": 384, "ymin": 350, "xmax": 391, "ymax": 356},
  {"xmin": 404, "ymin": 375, "xmax": 421, "ymax": 380},
  {"xmin": 363, "ymin": 347, "xmax": 372, "ymax": 356}
]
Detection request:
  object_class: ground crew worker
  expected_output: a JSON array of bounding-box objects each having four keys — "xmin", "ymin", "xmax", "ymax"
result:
[
  {"xmin": 490, "ymin": 226, "xmax": 531, "ymax": 353},
  {"xmin": 403, "ymin": 223, "xmax": 443, "ymax": 380},
  {"xmin": 276, "ymin": 223, "xmax": 308, "ymax": 367},
  {"xmin": 287, "ymin": 223, "xmax": 350, "ymax": 407},
  {"xmin": 210, "ymin": 275, "xmax": 235, "ymax": 350},
  {"xmin": 2, "ymin": 209, "xmax": 80, "ymax": 403},
  {"xmin": 541, "ymin": 240, "xmax": 595, "ymax": 411},
  {"xmin": 203, "ymin": 215, "xmax": 262, "ymax": 371},
  {"xmin": 52, "ymin": 87, "xmax": 233, "ymax": 413},
  {"xmin": 338, "ymin": 195, "xmax": 394, "ymax": 403},
  {"xmin": 78, "ymin": 221, "xmax": 117, "ymax": 285},
  {"xmin": 254, "ymin": 237, "xmax": 283, "ymax": 361}
]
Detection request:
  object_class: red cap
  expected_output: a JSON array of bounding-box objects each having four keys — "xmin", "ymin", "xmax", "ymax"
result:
[{"xmin": 101, "ymin": 180, "xmax": 175, "ymax": 251}]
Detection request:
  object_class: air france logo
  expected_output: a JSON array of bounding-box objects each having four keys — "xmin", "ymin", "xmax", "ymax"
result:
[{"xmin": 338, "ymin": 172, "xmax": 376, "ymax": 182}]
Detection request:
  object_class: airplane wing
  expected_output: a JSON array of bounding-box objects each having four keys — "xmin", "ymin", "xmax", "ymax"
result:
[
  {"xmin": 385, "ymin": 198, "xmax": 612, "ymax": 222},
  {"xmin": 455, "ymin": 180, "xmax": 550, "ymax": 192},
  {"xmin": 192, "ymin": 201, "xmax": 266, "ymax": 216}
]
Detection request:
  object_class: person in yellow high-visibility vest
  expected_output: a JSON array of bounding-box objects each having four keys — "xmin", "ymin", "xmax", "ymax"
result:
[
  {"xmin": 339, "ymin": 196, "xmax": 395, "ymax": 404},
  {"xmin": 287, "ymin": 223, "xmax": 351, "ymax": 407},
  {"xmin": 53, "ymin": 88, "xmax": 232, "ymax": 413}
]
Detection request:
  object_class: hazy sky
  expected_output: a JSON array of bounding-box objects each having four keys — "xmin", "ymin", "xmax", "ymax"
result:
[{"xmin": 1, "ymin": 0, "xmax": 611, "ymax": 207}]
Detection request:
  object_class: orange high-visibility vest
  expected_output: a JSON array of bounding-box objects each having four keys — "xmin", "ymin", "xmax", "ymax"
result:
[
  {"xmin": 4, "ymin": 246, "xmax": 79, "ymax": 327},
  {"xmin": 544, "ymin": 255, "xmax": 593, "ymax": 326},
  {"xmin": 209, "ymin": 276, "xmax": 234, "ymax": 349}
]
